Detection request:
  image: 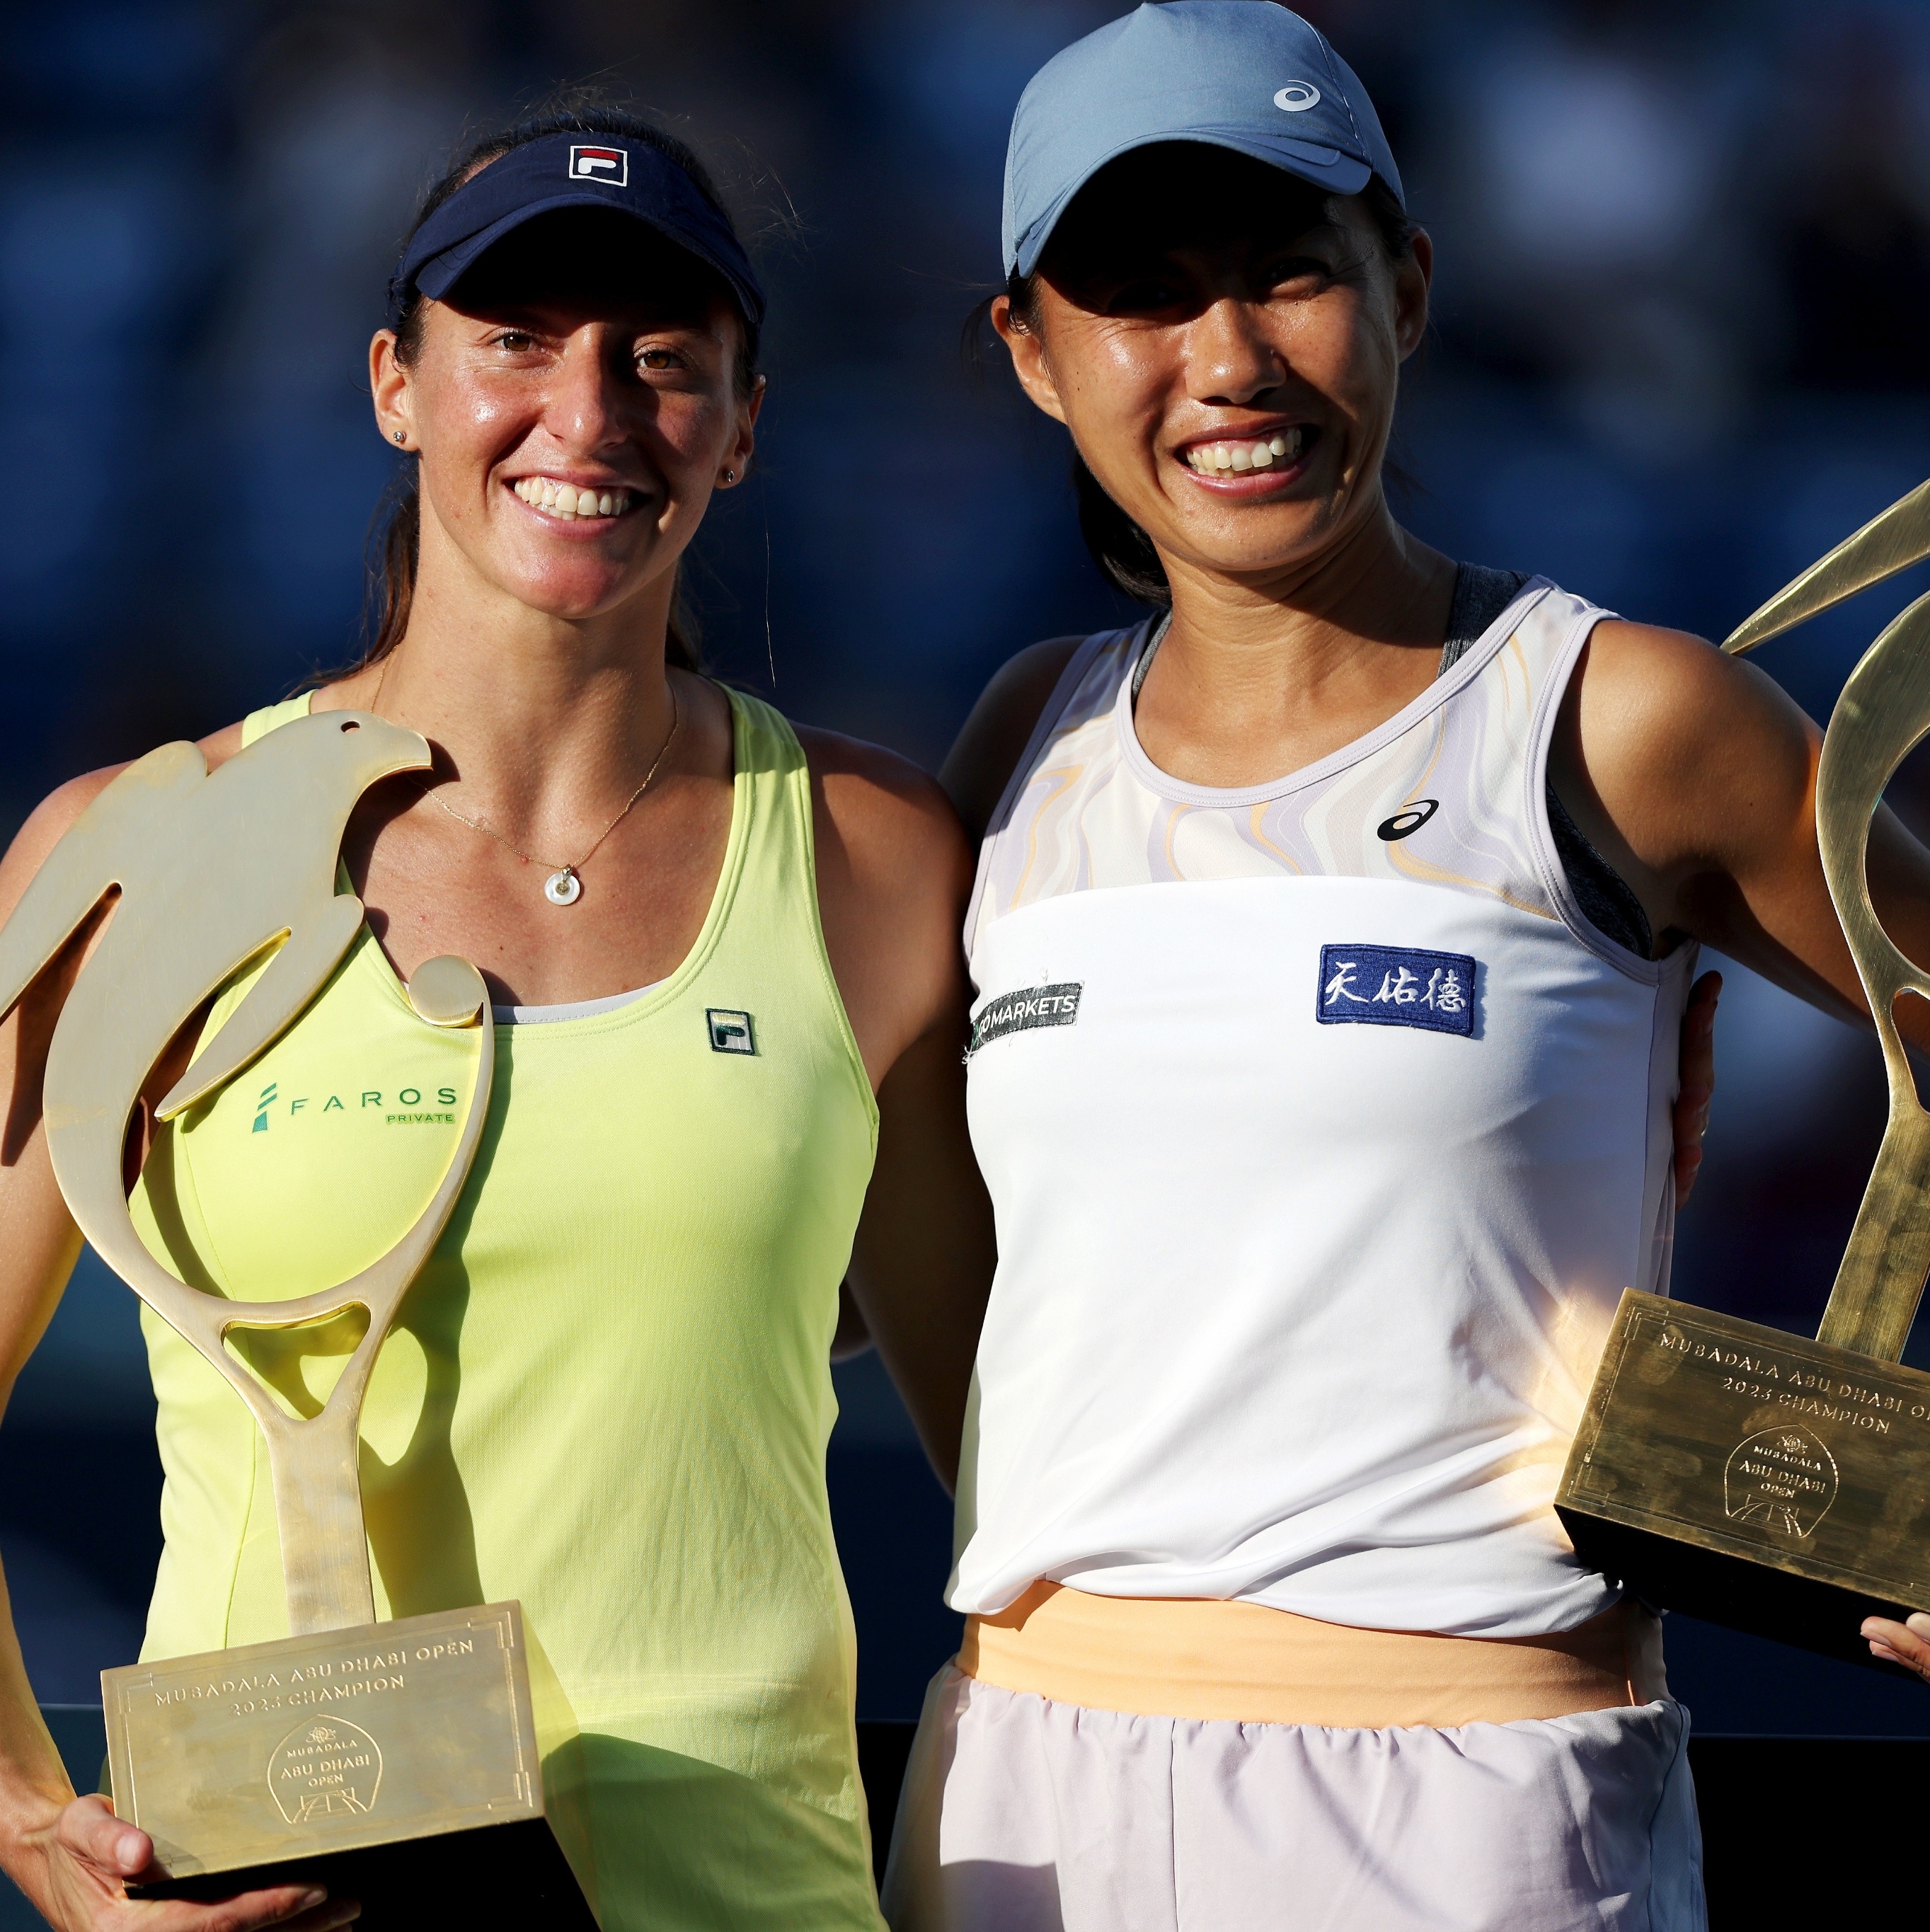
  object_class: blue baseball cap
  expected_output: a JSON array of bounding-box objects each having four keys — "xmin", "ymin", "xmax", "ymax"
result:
[
  {"xmin": 389, "ymin": 132, "xmax": 765, "ymax": 329},
  {"xmin": 1003, "ymin": 2, "xmax": 1403, "ymax": 280}
]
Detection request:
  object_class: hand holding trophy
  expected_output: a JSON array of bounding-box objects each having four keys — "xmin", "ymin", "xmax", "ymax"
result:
[
  {"xmin": 1557, "ymin": 479, "xmax": 1930, "ymax": 1667},
  {"xmin": 0, "ymin": 713, "xmax": 594, "ymax": 1926}
]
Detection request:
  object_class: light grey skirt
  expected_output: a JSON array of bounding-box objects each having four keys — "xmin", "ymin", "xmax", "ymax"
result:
[{"xmin": 881, "ymin": 1666, "xmax": 1705, "ymax": 1932}]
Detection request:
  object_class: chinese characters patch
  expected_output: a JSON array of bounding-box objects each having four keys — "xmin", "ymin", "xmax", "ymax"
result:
[{"xmin": 1316, "ymin": 944, "xmax": 1476, "ymax": 1036}]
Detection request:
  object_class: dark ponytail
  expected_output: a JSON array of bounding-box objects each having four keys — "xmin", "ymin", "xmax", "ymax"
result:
[
  {"xmin": 989, "ymin": 175, "xmax": 1419, "ymax": 610},
  {"xmin": 356, "ymin": 102, "xmax": 762, "ymax": 677}
]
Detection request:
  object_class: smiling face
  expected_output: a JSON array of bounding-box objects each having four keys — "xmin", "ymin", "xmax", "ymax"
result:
[
  {"xmin": 371, "ymin": 207, "xmax": 761, "ymax": 628},
  {"xmin": 996, "ymin": 145, "xmax": 1430, "ymax": 592}
]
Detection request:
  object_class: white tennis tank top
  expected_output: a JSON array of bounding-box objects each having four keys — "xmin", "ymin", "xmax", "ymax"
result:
[{"xmin": 953, "ymin": 578, "xmax": 1696, "ymax": 1638}]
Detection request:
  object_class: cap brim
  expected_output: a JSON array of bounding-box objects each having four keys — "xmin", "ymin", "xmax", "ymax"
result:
[
  {"xmin": 1010, "ymin": 130, "xmax": 1373, "ymax": 278},
  {"xmin": 414, "ymin": 194, "xmax": 759, "ymax": 321}
]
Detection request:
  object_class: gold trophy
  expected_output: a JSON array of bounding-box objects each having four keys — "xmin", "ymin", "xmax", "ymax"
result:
[
  {"xmin": 1556, "ymin": 481, "xmax": 1930, "ymax": 1668},
  {"xmin": 0, "ymin": 714, "xmax": 596, "ymax": 1922}
]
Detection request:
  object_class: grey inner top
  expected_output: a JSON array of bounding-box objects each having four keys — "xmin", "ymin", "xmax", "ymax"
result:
[
  {"xmin": 1442, "ymin": 565, "xmax": 1652, "ymax": 958},
  {"xmin": 491, "ymin": 979, "xmax": 666, "ymax": 1025}
]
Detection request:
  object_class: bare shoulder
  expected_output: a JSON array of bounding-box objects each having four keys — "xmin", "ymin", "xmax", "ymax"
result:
[
  {"xmin": 793, "ymin": 722, "xmax": 975, "ymax": 1083},
  {"xmin": 0, "ymin": 720, "xmax": 251, "ymax": 926},
  {"xmin": 1574, "ymin": 620, "xmax": 1817, "ymax": 788},
  {"xmin": 1561, "ymin": 619, "xmax": 1821, "ymax": 892},
  {"xmin": 793, "ymin": 724, "xmax": 974, "ymax": 899},
  {"xmin": 941, "ymin": 636, "xmax": 1087, "ymax": 844},
  {"xmin": 0, "ymin": 769, "xmax": 126, "ymax": 917}
]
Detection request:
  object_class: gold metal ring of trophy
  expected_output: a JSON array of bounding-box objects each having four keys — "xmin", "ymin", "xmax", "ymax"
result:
[{"xmin": 369, "ymin": 653, "xmax": 682, "ymax": 907}]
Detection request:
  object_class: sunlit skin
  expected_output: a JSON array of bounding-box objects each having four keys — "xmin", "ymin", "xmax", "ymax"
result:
[
  {"xmin": 0, "ymin": 209, "xmax": 995, "ymax": 1926},
  {"xmin": 375, "ymin": 284, "xmax": 759, "ymax": 638},
  {"xmin": 952, "ymin": 142, "xmax": 1930, "ymax": 1682}
]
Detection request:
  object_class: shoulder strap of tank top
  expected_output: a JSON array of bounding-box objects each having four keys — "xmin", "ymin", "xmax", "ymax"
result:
[
  {"xmin": 982, "ymin": 626, "xmax": 1147, "ymax": 846},
  {"xmin": 963, "ymin": 624, "xmax": 1146, "ymax": 953},
  {"xmin": 719, "ymin": 684, "xmax": 870, "ymax": 1103},
  {"xmin": 1441, "ymin": 565, "xmax": 1529, "ymax": 674},
  {"xmin": 241, "ymin": 693, "xmax": 314, "ymax": 746}
]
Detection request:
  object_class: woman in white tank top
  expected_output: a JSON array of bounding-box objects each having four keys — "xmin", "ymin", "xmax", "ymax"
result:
[{"xmin": 880, "ymin": 7, "xmax": 1930, "ymax": 1929}]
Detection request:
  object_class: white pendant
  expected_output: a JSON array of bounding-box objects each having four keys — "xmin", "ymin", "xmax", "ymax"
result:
[{"xmin": 544, "ymin": 868, "xmax": 582, "ymax": 907}]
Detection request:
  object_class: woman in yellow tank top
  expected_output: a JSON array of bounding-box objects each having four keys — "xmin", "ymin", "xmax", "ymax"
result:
[{"xmin": 0, "ymin": 109, "xmax": 992, "ymax": 1932}]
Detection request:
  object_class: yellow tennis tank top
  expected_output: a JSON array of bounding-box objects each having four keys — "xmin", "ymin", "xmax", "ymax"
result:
[{"xmin": 127, "ymin": 686, "xmax": 884, "ymax": 1931}]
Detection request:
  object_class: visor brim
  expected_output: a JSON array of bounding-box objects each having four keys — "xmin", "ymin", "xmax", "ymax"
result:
[{"xmin": 1010, "ymin": 130, "xmax": 1374, "ymax": 280}]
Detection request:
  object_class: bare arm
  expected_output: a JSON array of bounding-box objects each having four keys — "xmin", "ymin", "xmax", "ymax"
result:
[
  {"xmin": 0, "ymin": 765, "xmax": 351, "ymax": 1932},
  {"xmin": 938, "ymin": 637, "xmax": 1083, "ymax": 844},
  {"xmin": 1549, "ymin": 623, "xmax": 1930, "ymax": 1671},
  {"xmin": 1552, "ymin": 620, "xmax": 1930, "ymax": 1025},
  {"xmin": 802, "ymin": 727, "xmax": 996, "ymax": 1492}
]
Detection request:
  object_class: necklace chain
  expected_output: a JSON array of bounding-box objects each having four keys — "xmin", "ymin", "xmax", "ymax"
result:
[
  {"xmin": 423, "ymin": 686, "xmax": 680, "ymax": 875},
  {"xmin": 367, "ymin": 651, "xmax": 682, "ymax": 902}
]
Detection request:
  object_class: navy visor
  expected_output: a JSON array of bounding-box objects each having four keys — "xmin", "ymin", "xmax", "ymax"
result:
[{"xmin": 389, "ymin": 132, "xmax": 765, "ymax": 328}]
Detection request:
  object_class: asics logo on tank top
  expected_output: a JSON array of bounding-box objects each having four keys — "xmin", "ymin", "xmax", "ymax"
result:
[
  {"xmin": 1375, "ymin": 798, "xmax": 1439, "ymax": 841},
  {"xmin": 968, "ymin": 982, "xmax": 1082, "ymax": 1057},
  {"xmin": 1273, "ymin": 82, "xmax": 1321, "ymax": 111},
  {"xmin": 1317, "ymin": 944, "xmax": 1476, "ymax": 1036}
]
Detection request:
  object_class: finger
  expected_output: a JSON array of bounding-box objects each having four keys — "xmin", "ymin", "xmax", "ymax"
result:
[
  {"xmin": 1686, "ymin": 968, "xmax": 1723, "ymax": 1026},
  {"xmin": 57, "ymin": 1793, "xmax": 152, "ymax": 1877},
  {"xmin": 1861, "ymin": 1615, "xmax": 1930, "ymax": 1681},
  {"xmin": 285, "ymin": 1898, "xmax": 362, "ymax": 1931},
  {"xmin": 1672, "ymin": 974, "xmax": 1722, "ymax": 1207},
  {"xmin": 140, "ymin": 1885, "xmax": 338, "ymax": 1932},
  {"xmin": 1681, "ymin": 974, "xmax": 1720, "ymax": 1093},
  {"xmin": 1674, "ymin": 1144, "xmax": 1704, "ymax": 1204}
]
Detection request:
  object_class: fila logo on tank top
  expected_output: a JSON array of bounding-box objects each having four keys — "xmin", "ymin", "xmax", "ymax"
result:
[{"xmin": 955, "ymin": 580, "xmax": 1696, "ymax": 1638}]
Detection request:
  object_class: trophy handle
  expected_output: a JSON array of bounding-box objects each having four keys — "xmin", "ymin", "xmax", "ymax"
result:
[
  {"xmin": 1725, "ymin": 477, "xmax": 1930, "ymax": 657},
  {"xmin": 1814, "ymin": 589, "xmax": 1930, "ymax": 1359},
  {"xmin": 68, "ymin": 954, "xmax": 495, "ymax": 1634}
]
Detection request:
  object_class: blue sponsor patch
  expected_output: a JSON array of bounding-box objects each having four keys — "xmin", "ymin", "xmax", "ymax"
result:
[{"xmin": 1316, "ymin": 944, "xmax": 1476, "ymax": 1035}]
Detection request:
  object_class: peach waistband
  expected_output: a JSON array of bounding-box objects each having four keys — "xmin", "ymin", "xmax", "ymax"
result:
[{"xmin": 960, "ymin": 1582, "xmax": 1667, "ymax": 1729}]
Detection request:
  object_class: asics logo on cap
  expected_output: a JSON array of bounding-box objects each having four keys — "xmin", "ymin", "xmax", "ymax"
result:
[
  {"xmin": 1273, "ymin": 82, "xmax": 1321, "ymax": 113},
  {"xmin": 568, "ymin": 144, "xmax": 627, "ymax": 184}
]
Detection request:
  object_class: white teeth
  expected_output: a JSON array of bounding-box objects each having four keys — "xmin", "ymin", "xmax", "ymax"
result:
[
  {"xmin": 1185, "ymin": 429, "xmax": 1305, "ymax": 476},
  {"xmin": 514, "ymin": 478, "xmax": 628, "ymax": 519}
]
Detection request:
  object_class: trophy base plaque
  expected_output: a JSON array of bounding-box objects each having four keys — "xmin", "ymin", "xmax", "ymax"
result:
[
  {"xmin": 103, "ymin": 1601, "xmax": 595, "ymax": 1928},
  {"xmin": 1556, "ymin": 1291, "xmax": 1930, "ymax": 1672}
]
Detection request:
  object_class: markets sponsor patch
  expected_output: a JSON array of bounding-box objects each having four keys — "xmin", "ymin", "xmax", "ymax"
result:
[{"xmin": 968, "ymin": 982, "xmax": 1082, "ymax": 1056}]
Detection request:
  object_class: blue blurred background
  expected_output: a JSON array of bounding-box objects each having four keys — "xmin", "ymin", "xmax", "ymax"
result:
[{"xmin": 5, "ymin": 0, "xmax": 1930, "ymax": 1742}]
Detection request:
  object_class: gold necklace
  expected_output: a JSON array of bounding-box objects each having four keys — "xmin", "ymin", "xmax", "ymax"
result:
[{"xmin": 369, "ymin": 653, "xmax": 682, "ymax": 907}]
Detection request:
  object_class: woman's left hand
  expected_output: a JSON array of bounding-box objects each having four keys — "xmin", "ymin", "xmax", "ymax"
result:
[{"xmin": 1862, "ymin": 1613, "xmax": 1930, "ymax": 1681}]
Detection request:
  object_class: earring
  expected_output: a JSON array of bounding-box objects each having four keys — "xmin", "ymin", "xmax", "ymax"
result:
[
  {"xmin": 392, "ymin": 430, "xmax": 406, "ymax": 446},
  {"xmin": 722, "ymin": 468, "xmax": 737, "ymax": 484}
]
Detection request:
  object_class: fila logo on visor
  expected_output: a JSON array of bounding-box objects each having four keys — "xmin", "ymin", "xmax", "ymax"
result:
[
  {"xmin": 1273, "ymin": 82, "xmax": 1321, "ymax": 112},
  {"xmin": 568, "ymin": 145, "xmax": 627, "ymax": 184},
  {"xmin": 1317, "ymin": 944, "xmax": 1476, "ymax": 1037}
]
